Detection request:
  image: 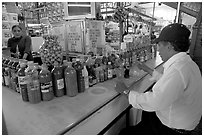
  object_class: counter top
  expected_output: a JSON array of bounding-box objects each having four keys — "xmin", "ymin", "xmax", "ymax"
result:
[{"xmin": 2, "ymin": 54, "xmax": 163, "ymax": 135}]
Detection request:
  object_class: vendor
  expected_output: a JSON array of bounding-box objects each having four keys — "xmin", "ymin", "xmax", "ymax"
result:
[{"xmin": 8, "ymin": 25, "xmax": 33, "ymax": 61}]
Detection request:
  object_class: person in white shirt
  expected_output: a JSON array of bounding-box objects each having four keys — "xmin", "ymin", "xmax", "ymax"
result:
[{"xmin": 115, "ymin": 23, "xmax": 202, "ymax": 135}]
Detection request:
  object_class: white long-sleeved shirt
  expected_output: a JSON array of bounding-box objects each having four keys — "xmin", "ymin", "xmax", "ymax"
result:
[{"xmin": 129, "ymin": 52, "xmax": 202, "ymax": 130}]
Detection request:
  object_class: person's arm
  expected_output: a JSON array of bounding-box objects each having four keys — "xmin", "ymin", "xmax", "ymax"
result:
[
  {"xmin": 23, "ymin": 36, "xmax": 32, "ymax": 59},
  {"xmin": 128, "ymin": 69, "xmax": 184, "ymax": 111},
  {"xmin": 137, "ymin": 61, "xmax": 162, "ymax": 81},
  {"xmin": 137, "ymin": 61, "xmax": 154, "ymax": 75}
]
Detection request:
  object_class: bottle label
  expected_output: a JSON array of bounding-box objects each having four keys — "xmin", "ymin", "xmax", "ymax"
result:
[
  {"xmin": 41, "ymin": 82, "xmax": 52, "ymax": 93},
  {"xmin": 30, "ymin": 80, "xmax": 40, "ymax": 91},
  {"xmin": 18, "ymin": 76, "xmax": 27, "ymax": 85},
  {"xmin": 108, "ymin": 69, "xmax": 112, "ymax": 78},
  {"xmin": 19, "ymin": 84, "xmax": 27, "ymax": 94},
  {"xmin": 4, "ymin": 76, "xmax": 10, "ymax": 86},
  {"xmin": 57, "ymin": 79, "xmax": 64, "ymax": 89}
]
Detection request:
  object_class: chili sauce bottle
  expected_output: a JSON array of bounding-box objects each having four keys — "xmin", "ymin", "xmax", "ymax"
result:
[
  {"xmin": 18, "ymin": 60, "xmax": 29, "ymax": 101},
  {"xmin": 73, "ymin": 59, "xmax": 85, "ymax": 93},
  {"xmin": 39, "ymin": 64, "xmax": 54, "ymax": 101},
  {"xmin": 51, "ymin": 62, "xmax": 65, "ymax": 97}
]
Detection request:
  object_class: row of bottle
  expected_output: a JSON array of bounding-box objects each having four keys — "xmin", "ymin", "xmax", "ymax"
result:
[
  {"xmin": 120, "ymin": 44, "xmax": 156, "ymax": 66},
  {"xmin": 2, "ymin": 56, "xmax": 86, "ymax": 103},
  {"xmin": 2, "ymin": 47, "xmax": 155, "ymax": 103}
]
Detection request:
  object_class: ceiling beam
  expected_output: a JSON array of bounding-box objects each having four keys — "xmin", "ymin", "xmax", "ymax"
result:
[{"xmin": 162, "ymin": 2, "xmax": 198, "ymax": 17}]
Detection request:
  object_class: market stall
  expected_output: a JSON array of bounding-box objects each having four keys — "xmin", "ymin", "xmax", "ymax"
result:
[{"xmin": 2, "ymin": 2, "xmax": 202, "ymax": 135}]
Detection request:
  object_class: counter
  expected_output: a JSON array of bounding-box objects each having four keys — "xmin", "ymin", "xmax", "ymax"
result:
[{"xmin": 2, "ymin": 54, "xmax": 163, "ymax": 135}]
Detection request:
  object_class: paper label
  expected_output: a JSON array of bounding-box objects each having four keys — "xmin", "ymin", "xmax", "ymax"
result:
[
  {"xmin": 41, "ymin": 81, "xmax": 52, "ymax": 93},
  {"xmin": 57, "ymin": 79, "xmax": 64, "ymax": 90},
  {"xmin": 18, "ymin": 76, "xmax": 27, "ymax": 85}
]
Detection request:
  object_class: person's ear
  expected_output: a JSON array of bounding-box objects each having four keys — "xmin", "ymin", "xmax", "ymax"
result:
[{"xmin": 167, "ymin": 43, "xmax": 174, "ymax": 51}]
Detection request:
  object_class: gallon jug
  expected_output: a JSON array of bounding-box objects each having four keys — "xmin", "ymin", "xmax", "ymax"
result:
[
  {"xmin": 25, "ymin": 61, "xmax": 41, "ymax": 104},
  {"xmin": 64, "ymin": 62, "xmax": 78, "ymax": 97}
]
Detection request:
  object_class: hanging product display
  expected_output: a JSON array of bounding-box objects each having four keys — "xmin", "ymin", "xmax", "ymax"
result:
[{"xmin": 39, "ymin": 35, "xmax": 63, "ymax": 67}]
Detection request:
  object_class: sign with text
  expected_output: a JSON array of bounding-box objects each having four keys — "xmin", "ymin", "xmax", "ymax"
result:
[
  {"xmin": 86, "ymin": 20, "xmax": 105, "ymax": 54},
  {"xmin": 66, "ymin": 21, "xmax": 83, "ymax": 52}
]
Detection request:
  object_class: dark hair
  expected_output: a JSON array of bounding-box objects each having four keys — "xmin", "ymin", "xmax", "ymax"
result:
[
  {"xmin": 12, "ymin": 25, "xmax": 22, "ymax": 31},
  {"xmin": 170, "ymin": 40, "xmax": 190, "ymax": 52}
]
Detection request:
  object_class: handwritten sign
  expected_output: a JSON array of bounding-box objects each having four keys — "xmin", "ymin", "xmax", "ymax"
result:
[
  {"xmin": 86, "ymin": 20, "xmax": 105, "ymax": 54},
  {"xmin": 66, "ymin": 21, "xmax": 83, "ymax": 52}
]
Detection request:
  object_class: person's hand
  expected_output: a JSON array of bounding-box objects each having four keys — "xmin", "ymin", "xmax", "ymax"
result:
[
  {"xmin": 115, "ymin": 81, "xmax": 128, "ymax": 94},
  {"xmin": 135, "ymin": 61, "xmax": 153, "ymax": 75},
  {"xmin": 23, "ymin": 53, "xmax": 28, "ymax": 60}
]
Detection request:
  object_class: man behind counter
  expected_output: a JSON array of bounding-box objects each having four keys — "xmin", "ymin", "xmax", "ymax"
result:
[
  {"xmin": 115, "ymin": 23, "xmax": 202, "ymax": 135},
  {"xmin": 8, "ymin": 25, "xmax": 33, "ymax": 61}
]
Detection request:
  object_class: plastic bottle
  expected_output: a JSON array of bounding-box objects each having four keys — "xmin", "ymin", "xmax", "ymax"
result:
[
  {"xmin": 107, "ymin": 62, "xmax": 113, "ymax": 79},
  {"xmin": 11, "ymin": 58, "xmax": 19, "ymax": 92},
  {"xmin": 72, "ymin": 59, "xmax": 85, "ymax": 93},
  {"xmin": 95, "ymin": 63, "xmax": 100, "ymax": 83},
  {"xmin": 99, "ymin": 66, "xmax": 104, "ymax": 82},
  {"xmin": 4, "ymin": 67, "xmax": 10, "ymax": 87},
  {"xmin": 18, "ymin": 60, "xmax": 29, "ymax": 101},
  {"xmin": 64, "ymin": 62, "xmax": 78, "ymax": 97},
  {"xmin": 51, "ymin": 62, "xmax": 65, "ymax": 97},
  {"xmin": 25, "ymin": 61, "xmax": 41, "ymax": 104},
  {"xmin": 7, "ymin": 58, "xmax": 14, "ymax": 89},
  {"xmin": 83, "ymin": 65, "xmax": 89, "ymax": 89},
  {"xmin": 39, "ymin": 64, "xmax": 54, "ymax": 101},
  {"xmin": 2, "ymin": 67, "xmax": 5, "ymax": 86},
  {"xmin": 124, "ymin": 62, "xmax": 130, "ymax": 79}
]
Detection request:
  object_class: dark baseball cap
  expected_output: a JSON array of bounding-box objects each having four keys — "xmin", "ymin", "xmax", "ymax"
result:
[{"xmin": 153, "ymin": 23, "xmax": 191, "ymax": 44}]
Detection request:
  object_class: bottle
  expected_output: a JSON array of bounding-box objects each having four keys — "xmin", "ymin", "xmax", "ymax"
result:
[
  {"xmin": 7, "ymin": 58, "xmax": 14, "ymax": 89},
  {"xmin": 39, "ymin": 64, "xmax": 54, "ymax": 101},
  {"xmin": 116, "ymin": 62, "xmax": 124, "ymax": 79},
  {"xmin": 72, "ymin": 59, "xmax": 85, "ymax": 93},
  {"xmin": 4, "ymin": 67, "xmax": 10, "ymax": 87},
  {"xmin": 25, "ymin": 61, "xmax": 41, "ymax": 104},
  {"xmin": 64, "ymin": 62, "xmax": 78, "ymax": 97},
  {"xmin": 151, "ymin": 45, "xmax": 155, "ymax": 59},
  {"xmin": 51, "ymin": 62, "xmax": 65, "ymax": 97},
  {"xmin": 124, "ymin": 62, "xmax": 130, "ymax": 79},
  {"xmin": 103, "ymin": 64, "xmax": 108, "ymax": 81},
  {"xmin": 83, "ymin": 65, "xmax": 89, "ymax": 90},
  {"xmin": 11, "ymin": 58, "xmax": 19, "ymax": 92},
  {"xmin": 18, "ymin": 60, "xmax": 29, "ymax": 101},
  {"xmin": 99, "ymin": 66, "xmax": 104, "ymax": 82},
  {"xmin": 95, "ymin": 63, "xmax": 100, "ymax": 83},
  {"xmin": 107, "ymin": 62, "xmax": 113, "ymax": 79},
  {"xmin": 2, "ymin": 67, "xmax": 5, "ymax": 86},
  {"xmin": 62, "ymin": 60, "xmax": 69, "ymax": 95}
]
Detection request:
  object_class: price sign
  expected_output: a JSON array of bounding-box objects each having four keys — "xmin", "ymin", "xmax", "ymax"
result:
[{"xmin": 66, "ymin": 21, "xmax": 83, "ymax": 52}]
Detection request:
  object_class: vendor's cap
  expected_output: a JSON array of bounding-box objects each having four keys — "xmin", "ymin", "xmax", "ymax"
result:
[{"xmin": 153, "ymin": 23, "xmax": 190, "ymax": 43}]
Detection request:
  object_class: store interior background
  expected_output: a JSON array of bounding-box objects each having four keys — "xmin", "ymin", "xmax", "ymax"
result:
[
  {"xmin": 2, "ymin": 2, "xmax": 202, "ymax": 135},
  {"xmin": 2, "ymin": 2, "xmax": 200, "ymax": 52}
]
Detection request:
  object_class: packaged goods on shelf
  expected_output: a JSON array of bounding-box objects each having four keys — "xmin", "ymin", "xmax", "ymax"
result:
[
  {"xmin": 7, "ymin": 13, "xmax": 18, "ymax": 22},
  {"xmin": 2, "ymin": 30, "xmax": 12, "ymax": 39},
  {"xmin": 2, "ymin": 13, "xmax": 9, "ymax": 21},
  {"xmin": 2, "ymin": 38, "xmax": 9, "ymax": 48},
  {"xmin": 2, "ymin": 21, "xmax": 11, "ymax": 30}
]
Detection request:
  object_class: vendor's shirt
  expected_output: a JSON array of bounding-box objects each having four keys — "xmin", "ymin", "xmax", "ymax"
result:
[
  {"xmin": 128, "ymin": 52, "xmax": 202, "ymax": 130},
  {"xmin": 8, "ymin": 35, "xmax": 33, "ymax": 60}
]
